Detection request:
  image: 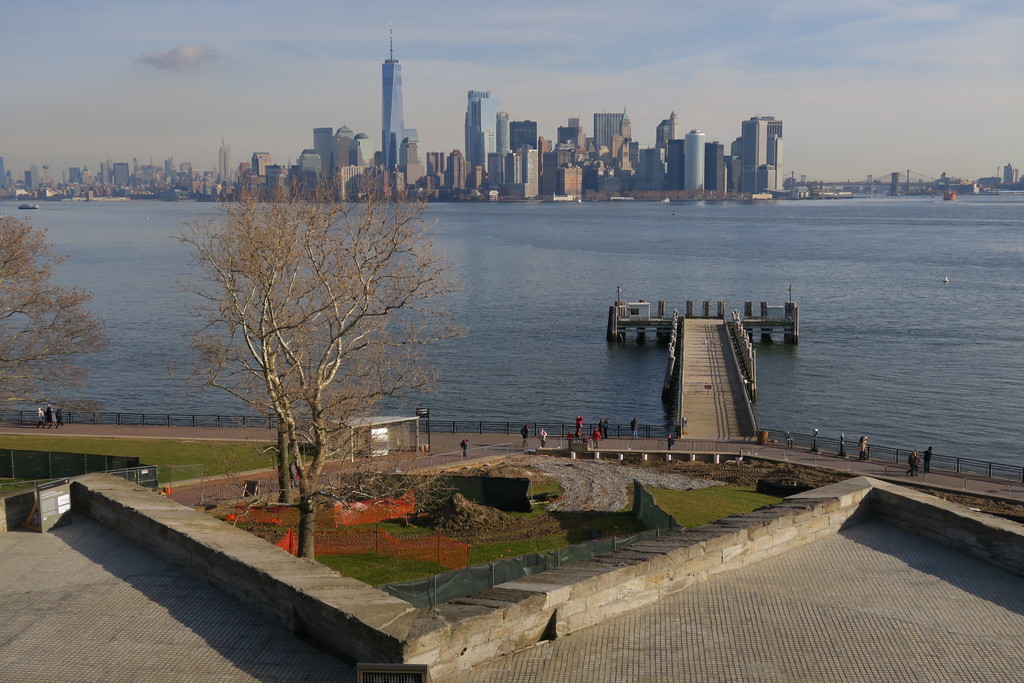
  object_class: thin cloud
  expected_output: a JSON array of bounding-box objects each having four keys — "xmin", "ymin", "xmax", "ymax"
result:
[{"xmin": 139, "ymin": 44, "xmax": 219, "ymax": 72}]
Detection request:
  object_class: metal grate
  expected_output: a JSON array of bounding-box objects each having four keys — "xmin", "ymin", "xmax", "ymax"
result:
[{"xmin": 356, "ymin": 662, "xmax": 430, "ymax": 683}]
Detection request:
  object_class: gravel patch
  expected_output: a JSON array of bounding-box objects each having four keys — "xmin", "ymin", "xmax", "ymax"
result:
[{"xmin": 508, "ymin": 454, "xmax": 724, "ymax": 512}]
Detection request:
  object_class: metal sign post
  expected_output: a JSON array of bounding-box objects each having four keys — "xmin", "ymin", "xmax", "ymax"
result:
[{"xmin": 415, "ymin": 407, "xmax": 430, "ymax": 452}]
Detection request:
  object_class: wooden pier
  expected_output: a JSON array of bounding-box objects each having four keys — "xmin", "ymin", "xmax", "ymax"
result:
[{"xmin": 607, "ymin": 297, "xmax": 799, "ymax": 439}]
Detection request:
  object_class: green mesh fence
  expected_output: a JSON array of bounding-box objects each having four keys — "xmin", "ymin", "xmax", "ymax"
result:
[
  {"xmin": 0, "ymin": 449, "xmax": 141, "ymax": 480},
  {"xmin": 382, "ymin": 480, "xmax": 682, "ymax": 608}
]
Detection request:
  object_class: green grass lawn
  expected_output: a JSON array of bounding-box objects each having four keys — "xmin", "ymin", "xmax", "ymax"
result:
[
  {"xmin": 316, "ymin": 553, "xmax": 448, "ymax": 585},
  {"xmin": 649, "ymin": 486, "xmax": 783, "ymax": 528},
  {"xmin": 0, "ymin": 434, "xmax": 275, "ymax": 481}
]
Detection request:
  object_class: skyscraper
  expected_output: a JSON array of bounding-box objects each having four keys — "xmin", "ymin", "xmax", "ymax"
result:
[
  {"xmin": 740, "ymin": 116, "xmax": 783, "ymax": 193},
  {"xmin": 684, "ymin": 130, "xmax": 705, "ymax": 191},
  {"xmin": 465, "ymin": 91, "xmax": 499, "ymax": 168},
  {"xmin": 218, "ymin": 136, "xmax": 232, "ymax": 184},
  {"xmin": 656, "ymin": 112, "xmax": 680, "ymax": 149},
  {"xmin": 381, "ymin": 30, "xmax": 404, "ymax": 170},
  {"xmin": 313, "ymin": 127, "xmax": 335, "ymax": 178},
  {"xmin": 593, "ymin": 109, "xmax": 631, "ymax": 153},
  {"xmin": 496, "ymin": 111, "xmax": 511, "ymax": 157},
  {"xmin": 509, "ymin": 121, "xmax": 538, "ymax": 151}
]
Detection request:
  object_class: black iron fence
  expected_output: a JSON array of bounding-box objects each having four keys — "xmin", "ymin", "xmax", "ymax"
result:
[
  {"xmin": 764, "ymin": 428, "xmax": 1024, "ymax": 483},
  {"xmin": 0, "ymin": 409, "xmax": 278, "ymax": 429},
  {"xmin": 424, "ymin": 420, "xmax": 669, "ymax": 439}
]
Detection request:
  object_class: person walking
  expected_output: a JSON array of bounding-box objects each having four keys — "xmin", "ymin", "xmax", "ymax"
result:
[
  {"xmin": 785, "ymin": 431, "xmax": 793, "ymax": 447},
  {"xmin": 539, "ymin": 429, "xmax": 547, "ymax": 448},
  {"xmin": 44, "ymin": 404, "xmax": 55, "ymax": 429},
  {"xmin": 600, "ymin": 418, "xmax": 609, "ymax": 439},
  {"xmin": 36, "ymin": 405, "xmax": 45, "ymax": 428},
  {"xmin": 667, "ymin": 433, "xmax": 676, "ymax": 450},
  {"xmin": 908, "ymin": 450, "xmax": 920, "ymax": 477},
  {"xmin": 858, "ymin": 435, "xmax": 869, "ymax": 461},
  {"xmin": 55, "ymin": 407, "xmax": 63, "ymax": 428},
  {"xmin": 923, "ymin": 447, "xmax": 933, "ymax": 474},
  {"xmin": 520, "ymin": 423, "xmax": 530, "ymax": 449},
  {"xmin": 576, "ymin": 414, "xmax": 584, "ymax": 434},
  {"xmin": 630, "ymin": 417, "xmax": 639, "ymax": 439},
  {"xmin": 591, "ymin": 426, "xmax": 602, "ymax": 443},
  {"xmin": 460, "ymin": 439, "xmax": 469, "ymax": 457}
]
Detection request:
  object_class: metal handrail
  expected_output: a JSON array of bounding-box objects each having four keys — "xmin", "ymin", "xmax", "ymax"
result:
[{"xmin": 764, "ymin": 428, "xmax": 1024, "ymax": 483}]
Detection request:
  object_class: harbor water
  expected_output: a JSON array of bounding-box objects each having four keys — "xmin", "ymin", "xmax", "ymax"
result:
[{"xmin": 5, "ymin": 195, "xmax": 1022, "ymax": 465}]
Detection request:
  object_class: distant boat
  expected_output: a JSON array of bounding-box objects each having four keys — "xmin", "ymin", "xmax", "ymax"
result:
[
  {"xmin": 18, "ymin": 203, "xmax": 40, "ymax": 210},
  {"xmin": 943, "ymin": 191, "xmax": 957, "ymax": 201},
  {"xmin": 662, "ymin": 198, "xmax": 671, "ymax": 203},
  {"xmin": 943, "ymin": 276, "xmax": 950, "ymax": 283}
]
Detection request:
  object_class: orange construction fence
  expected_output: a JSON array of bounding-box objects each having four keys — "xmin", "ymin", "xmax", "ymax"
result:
[
  {"xmin": 230, "ymin": 490, "xmax": 415, "ymax": 528},
  {"xmin": 275, "ymin": 526, "xmax": 469, "ymax": 570}
]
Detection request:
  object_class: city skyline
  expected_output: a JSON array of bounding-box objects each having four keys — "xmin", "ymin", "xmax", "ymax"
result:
[{"xmin": 2, "ymin": 1, "xmax": 1022, "ymax": 180}]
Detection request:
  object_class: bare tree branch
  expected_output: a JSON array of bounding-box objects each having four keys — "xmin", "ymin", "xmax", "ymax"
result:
[{"xmin": 179, "ymin": 180, "xmax": 461, "ymax": 557}]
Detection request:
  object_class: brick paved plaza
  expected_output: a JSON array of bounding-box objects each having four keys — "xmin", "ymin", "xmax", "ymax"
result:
[
  {"xmin": 3, "ymin": 513, "xmax": 1022, "ymax": 682},
  {"xmin": 0, "ymin": 518, "xmax": 354, "ymax": 682}
]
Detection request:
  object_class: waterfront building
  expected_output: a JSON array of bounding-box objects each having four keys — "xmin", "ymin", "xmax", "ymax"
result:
[
  {"xmin": 381, "ymin": 32, "xmax": 404, "ymax": 170},
  {"xmin": 399, "ymin": 132, "xmax": 424, "ymax": 185},
  {"xmin": 313, "ymin": 127, "xmax": 335, "ymax": 178},
  {"xmin": 1003, "ymin": 163, "xmax": 1019, "ymax": 185},
  {"xmin": 445, "ymin": 150, "xmax": 468, "ymax": 190},
  {"xmin": 684, "ymin": 130, "xmax": 706, "ymax": 191},
  {"xmin": 425, "ymin": 151, "xmax": 446, "ymax": 179},
  {"xmin": 704, "ymin": 141, "xmax": 726, "ymax": 193},
  {"xmin": 635, "ymin": 147, "xmax": 667, "ymax": 191},
  {"xmin": 740, "ymin": 116, "xmax": 783, "ymax": 193},
  {"xmin": 335, "ymin": 126, "xmax": 354, "ymax": 168},
  {"xmin": 496, "ymin": 111, "xmax": 511, "ymax": 157},
  {"xmin": 251, "ymin": 152, "xmax": 273, "ymax": 177},
  {"xmin": 351, "ymin": 134, "xmax": 373, "ymax": 167},
  {"xmin": 593, "ymin": 110, "xmax": 631, "ymax": 153},
  {"xmin": 656, "ymin": 112, "xmax": 681, "ymax": 149},
  {"xmin": 218, "ymin": 137, "xmax": 232, "ymax": 184},
  {"xmin": 113, "ymin": 162, "xmax": 130, "ymax": 188},
  {"xmin": 509, "ymin": 120, "xmax": 538, "ymax": 151},
  {"xmin": 559, "ymin": 165, "xmax": 583, "ymax": 195},
  {"xmin": 557, "ymin": 117, "xmax": 585, "ymax": 149},
  {"xmin": 665, "ymin": 139, "xmax": 685, "ymax": 190},
  {"xmin": 465, "ymin": 91, "xmax": 499, "ymax": 169}
]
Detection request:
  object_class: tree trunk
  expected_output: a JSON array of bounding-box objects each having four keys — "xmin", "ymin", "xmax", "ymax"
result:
[
  {"xmin": 276, "ymin": 430, "xmax": 292, "ymax": 504},
  {"xmin": 297, "ymin": 491, "xmax": 317, "ymax": 558}
]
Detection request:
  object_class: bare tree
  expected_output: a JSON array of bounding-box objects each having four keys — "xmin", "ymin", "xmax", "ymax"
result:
[
  {"xmin": 180, "ymin": 183, "xmax": 459, "ymax": 557},
  {"xmin": 0, "ymin": 216, "xmax": 107, "ymax": 404}
]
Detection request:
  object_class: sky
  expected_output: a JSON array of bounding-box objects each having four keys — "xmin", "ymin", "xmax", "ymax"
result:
[{"xmin": 2, "ymin": 0, "xmax": 1022, "ymax": 182}]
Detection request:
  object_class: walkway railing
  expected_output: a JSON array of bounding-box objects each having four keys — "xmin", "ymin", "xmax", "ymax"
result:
[
  {"xmin": 764, "ymin": 428, "xmax": 1024, "ymax": 483},
  {"xmin": 0, "ymin": 408, "xmax": 278, "ymax": 429}
]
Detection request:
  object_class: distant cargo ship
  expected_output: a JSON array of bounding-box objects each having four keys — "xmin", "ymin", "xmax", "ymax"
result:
[
  {"xmin": 943, "ymin": 191, "xmax": 957, "ymax": 201},
  {"xmin": 18, "ymin": 203, "xmax": 40, "ymax": 209}
]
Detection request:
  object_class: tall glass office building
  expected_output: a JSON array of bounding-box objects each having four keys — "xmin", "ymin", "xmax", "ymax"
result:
[
  {"xmin": 381, "ymin": 35, "xmax": 404, "ymax": 170},
  {"xmin": 465, "ymin": 91, "xmax": 499, "ymax": 169}
]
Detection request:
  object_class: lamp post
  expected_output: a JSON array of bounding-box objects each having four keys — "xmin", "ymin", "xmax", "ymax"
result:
[
  {"xmin": 811, "ymin": 428, "xmax": 819, "ymax": 453},
  {"xmin": 415, "ymin": 407, "xmax": 430, "ymax": 453}
]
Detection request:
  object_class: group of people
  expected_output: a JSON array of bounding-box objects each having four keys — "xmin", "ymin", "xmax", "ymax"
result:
[
  {"xmin": 907, "ymin": 447, "xmax": 933, "ymax": 476},
  {"xmin": 512, "ymin": 416, "xmax": 645, "ymax": 450},
  {"xmin": 35, "ymin": 404, "xmax": 63, "ymax": 429}
]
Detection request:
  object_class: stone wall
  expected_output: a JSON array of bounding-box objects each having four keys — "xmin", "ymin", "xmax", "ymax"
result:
[
  {"xmin": 868, "ymin": 479, "xmax": 1024, "ymax": 578},
  {"xmin": 1, "ymin": 489, "xmax": 35, "ymax": 532},
  {"xmin": 404, "ymin": 477, "xmax": 874, "ymax": 678},
  {"xmin": 70, "ymin": 474, "xmax": 417, "ymax": 665},
  {"xmin": 64, "ymin": 473, "xmax": 1020, "ymax": 680}
]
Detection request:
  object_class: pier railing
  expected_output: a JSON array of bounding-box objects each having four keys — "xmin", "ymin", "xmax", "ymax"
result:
[{"xmin": 764, "ymin": 428, "xmax": 1024, "ymax": 483}]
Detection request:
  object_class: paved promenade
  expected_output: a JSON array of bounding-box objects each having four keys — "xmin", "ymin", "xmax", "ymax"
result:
[
  {"xmin": 0, "ymin": 517, "xmax": 354, "ymax": 682},
  {"xmin": 3, "ymin": 421, "xmax": 1023, "ymax": 505},
  {"xmin": 680, "ymin": 318, "xmax": 754, "ymax": 439}
]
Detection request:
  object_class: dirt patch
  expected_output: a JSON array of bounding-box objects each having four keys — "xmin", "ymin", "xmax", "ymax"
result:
[{"xmin": 428, "ymin": 493, "xmax": 560, "ymax": 542}]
